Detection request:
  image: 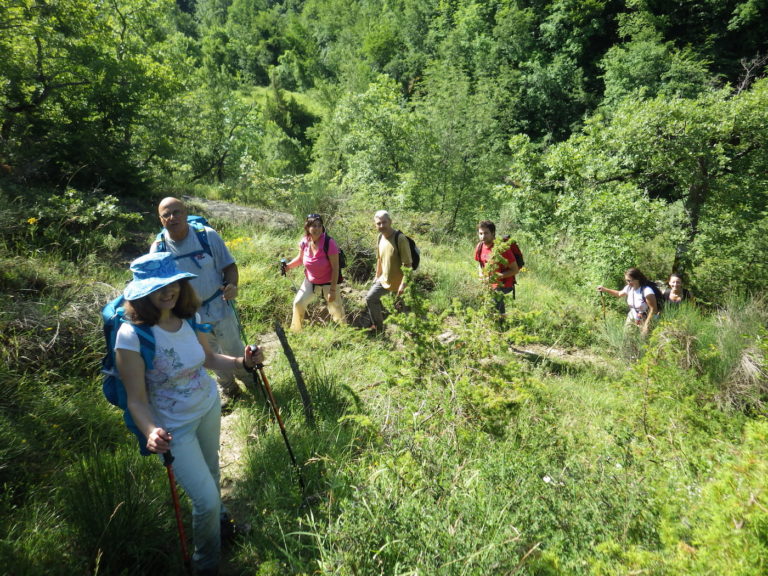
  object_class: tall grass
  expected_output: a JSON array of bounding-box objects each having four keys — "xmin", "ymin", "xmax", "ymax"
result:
[{"xmin": 59, "ymin": 447, "xmax": 185, "ymax": 575}]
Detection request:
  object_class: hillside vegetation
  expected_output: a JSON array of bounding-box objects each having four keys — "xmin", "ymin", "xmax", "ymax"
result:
[
  {"xmin": 1, "ymin": 188, "xmax": 766, "ymax": 575},
  {"xmin": 1, "ymin": 0, "xmax": 767, "ymax": 574}
]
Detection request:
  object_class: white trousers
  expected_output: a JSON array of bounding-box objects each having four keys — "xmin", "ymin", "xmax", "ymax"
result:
[
  {"xmin": 161, "ymin": 397, "xmax": 221, "ymax": 572},
  {"xmin": 291, "ymin": 277, "xmax": 346, "ymax": 332}
]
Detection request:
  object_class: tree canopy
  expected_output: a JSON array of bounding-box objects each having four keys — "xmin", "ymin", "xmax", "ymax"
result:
[{"xmin": 1, "ymin": 0, "xmax": 767, "ymax": 297}]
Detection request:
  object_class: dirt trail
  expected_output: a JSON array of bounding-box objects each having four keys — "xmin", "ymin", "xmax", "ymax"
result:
[
  {"xmin": 177, "ymin": 195, "xmax": 291, "ymax": 571},
  {"xmin": 182, "ymin": 195, "xmax": 296, "ymax": 230},
  {"xmin": 219, "ymin": 332, "xmax": 281, "ymax": 501}
]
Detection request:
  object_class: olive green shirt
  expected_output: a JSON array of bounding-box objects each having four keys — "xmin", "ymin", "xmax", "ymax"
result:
[{"xmin": 376, "ymin": 231, "xmax": 413, "ymax": 290}]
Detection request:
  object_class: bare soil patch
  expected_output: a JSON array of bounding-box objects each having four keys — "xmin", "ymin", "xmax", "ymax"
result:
[{"xmin": 182, "ymin": 195, "xmax": 295, "ymax": 230}]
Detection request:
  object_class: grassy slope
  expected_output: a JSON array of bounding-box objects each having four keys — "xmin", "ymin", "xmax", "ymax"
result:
[{"xmin": 1, "ymin": 211, "xmax": 765, "ymax": 575}]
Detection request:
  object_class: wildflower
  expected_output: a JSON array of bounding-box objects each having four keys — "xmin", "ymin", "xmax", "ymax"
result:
[
  {"xmin": 543, "ymin": 475, "xmax": 552, "ymax": 484},
  {"xmin": 27, "ymin": 217, "xmax": 38, "ymax": 225}
]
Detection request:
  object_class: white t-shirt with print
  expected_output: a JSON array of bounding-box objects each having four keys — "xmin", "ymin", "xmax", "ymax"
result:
[
  {"xmin": 115, "ymin": 318, "xmax": 217, "ymax": 432},
  {"xmin": 619, "ymin": 285, "xmax": 655, "ymax": 321}
]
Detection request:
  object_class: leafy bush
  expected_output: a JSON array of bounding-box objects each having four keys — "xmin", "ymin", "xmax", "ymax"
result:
[{"xmin": 2, "ymin": 186, "xmax": 141, "ymax": 260}]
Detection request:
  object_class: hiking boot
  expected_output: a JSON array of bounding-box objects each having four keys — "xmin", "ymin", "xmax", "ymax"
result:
[
  {"xmin": 220, "ymin": 512, "xmax": 249, "ymax": 548},
  {"xmin": 365, "ymin": 324, "xmax": 383, "ymax": 337}
]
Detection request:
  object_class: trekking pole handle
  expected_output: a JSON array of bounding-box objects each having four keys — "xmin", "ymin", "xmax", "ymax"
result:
[
  {"xmin": 246, "ymin": 345, "xmax": 265, "ymax": 369},
  {"xmin": 162, "ymin": 451, "xmax": 174, "ymax": 466},
  {"xmin": 280, "ymin": 258, "xmax": 287, "ymax": 277}
]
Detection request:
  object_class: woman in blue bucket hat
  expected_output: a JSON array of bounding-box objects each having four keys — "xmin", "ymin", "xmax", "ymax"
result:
[{"xmin": 115, "ymin": 252, "xmax": 262, "ymax": 576}]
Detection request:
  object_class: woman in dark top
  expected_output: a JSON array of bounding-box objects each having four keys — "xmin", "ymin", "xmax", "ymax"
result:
[{"xmin": 662, "ymin": 273, "xmax": 692, "ymax": 307}]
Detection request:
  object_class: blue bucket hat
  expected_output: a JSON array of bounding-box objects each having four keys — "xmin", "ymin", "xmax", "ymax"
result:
[{"xmin": 123, "ymin": 252, "xmax": 197, "ymax": 301}]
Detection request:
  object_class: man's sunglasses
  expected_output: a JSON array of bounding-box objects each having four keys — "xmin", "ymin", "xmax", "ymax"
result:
[{"xmin": 307, "ymin": 213, "xmax": 322, "ymax": 220}]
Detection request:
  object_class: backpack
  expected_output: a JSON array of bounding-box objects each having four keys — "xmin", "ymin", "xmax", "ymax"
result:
[
  {"xmin": 379, "ymin": 231, "xmax": 420, "ymax": 270},
  {"xmin": 642, "ymin": 282, "xmax": 665, "ymax": 313},
  {"xmin": 301, "ymin": 234, "xmax": 346, "ymax": 284},
  {"xmin": 155, "ymin": 214, "xmax": 213, "ymax": 260},
  {"xmin": 326, "ymin": 235, "xmax": 347, "ymax": 284},
  {"xmin": 101, "ymin": 295, "xmax": 208, "ymax": 454},
  {"xmin": 474, "ymin": 237, "xmax": 524, "ymax": 269}
]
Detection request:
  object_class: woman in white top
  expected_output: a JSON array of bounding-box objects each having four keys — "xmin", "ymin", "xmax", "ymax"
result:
[
  {"xmin": 115, "ymin": 252, "xmax": 262, "ymax": 576},
  {"xmin": 597, "ymin": 267, "xmax": 659, "ymax": 335}
]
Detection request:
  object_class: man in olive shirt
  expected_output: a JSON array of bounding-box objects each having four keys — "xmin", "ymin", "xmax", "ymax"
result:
[{"xmin": 365, "ymin": 210, "xmax": 412, "ymax": 333}]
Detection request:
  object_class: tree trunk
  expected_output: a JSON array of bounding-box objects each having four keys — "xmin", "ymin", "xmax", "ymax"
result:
[{"xmin": 673, "ymin": 157, "xmax": 710, "ymax": 273}]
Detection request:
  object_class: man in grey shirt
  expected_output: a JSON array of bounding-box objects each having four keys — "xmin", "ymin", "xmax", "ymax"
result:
[{"xmin": 150, "ymin": 197, "xmax": 246, "ymax": 397}]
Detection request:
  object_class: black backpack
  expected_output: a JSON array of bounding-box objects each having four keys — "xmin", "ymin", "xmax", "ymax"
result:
[
  {"xmin": 325, "ymin": 234, "xmax": 346, "ymax": 283},
  {"xmin": 301, "ymin": 234, "xmax": 346, "ymax": 283},
  {"xmin": 643, "ymin": 282, "xmax": 665, "ymax": 312}
]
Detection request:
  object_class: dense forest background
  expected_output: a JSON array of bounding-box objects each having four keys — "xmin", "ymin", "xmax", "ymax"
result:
[{"xmin": 3, "ymin": 0, "xmax": 768, "ymax": 298}]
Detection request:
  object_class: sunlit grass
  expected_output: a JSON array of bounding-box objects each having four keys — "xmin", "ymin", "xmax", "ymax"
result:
[{"xmin": 1, "ymin": 188, "xmax": 766, "ymax": 575}]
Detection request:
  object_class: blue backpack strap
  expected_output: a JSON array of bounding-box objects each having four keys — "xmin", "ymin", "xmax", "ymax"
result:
[
  {"xmin": 201, "ymin": 289, "xmax": 223, "ymax": 307},
  {"xmin": 155, "ymin": 218, "xmax": 213, "ymax": 266},
  {"xmin": 186, "ymin": 317, "xmax": 213, "ymax": 334},
  {"xmin": 130, "ymin": 322, "xmax": 156, "ymax": 370},
  {"xmin": 189, "ymin": 220, "xmax": 213, "ymax": 258},
  {"xmin": 155, "ymin": 231, "xmax": 167, "ymax": 252}
]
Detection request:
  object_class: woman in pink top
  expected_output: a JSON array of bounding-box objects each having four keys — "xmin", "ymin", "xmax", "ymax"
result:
[{"xmin": 283, "ymin": 214, "xmax": 346, "ymax": 331}]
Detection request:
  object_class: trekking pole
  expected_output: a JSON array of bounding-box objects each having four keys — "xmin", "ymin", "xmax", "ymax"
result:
[
  {"xmin": 248, "ymin": 349, "xmax": 306, "ymax": 494},
  {"xmin": 162, "ymin": 451, "xmax": 193, "ymax": 576},
  {"xmin": 600, "ymin": 292, "xmax": 606, "ymax": 322},
  {"xmin": 230, "ymin": 299, "xmax": 248, "ymax": 344},
  {"xmin": 274, "ymin": 321, "xmax": 314, "ymax": 426},
  {"xmin": 280, "ymin": 259, "xmax": 299, "ymax": 293},
  {"xmin": 231, "ymin": 300, "xmax": 267, "ymax": 401}
]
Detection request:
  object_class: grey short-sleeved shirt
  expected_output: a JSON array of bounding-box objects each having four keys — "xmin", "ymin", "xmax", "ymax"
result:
[{"xmin": 150, "ymin": 226, "xmax": 235, "ymax": 324}]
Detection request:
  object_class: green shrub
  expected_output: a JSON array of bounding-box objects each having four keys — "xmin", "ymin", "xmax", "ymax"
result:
[
  {"xmin": 2, "ymin": 186, "xmax": 141, "ymax": 260},
  {"xmin": 676, "ymin": 419, "xmax": 768, "ymax": 574}
]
